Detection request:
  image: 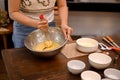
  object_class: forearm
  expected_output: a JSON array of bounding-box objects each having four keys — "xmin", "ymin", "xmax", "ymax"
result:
[
  {"xmin": 58, "ymin": 6, "xmax": 68, "ymax": 26},
  {"xmin": 8, "ymin": 0, "xmax": 39, "ymax": 28},
  {"xmin": 9, "ymin": 12, "xmax": 39, "ymax": 28},
  {"xmin": 56, "ymin": 0, "xmax": 73, "ymax": 41}
]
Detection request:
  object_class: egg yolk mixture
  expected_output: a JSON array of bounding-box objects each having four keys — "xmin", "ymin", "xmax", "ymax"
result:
[{"xmin": 33, "ymin": 41, "xmax": 60, "ymax": 51}]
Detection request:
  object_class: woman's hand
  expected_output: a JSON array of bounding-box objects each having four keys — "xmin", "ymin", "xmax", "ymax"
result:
[
  {"xmin": 61, "ymin": 24, "xmax": 73, "ymax": 42},
  {"xmin": 37, "ymin": 17, "xmax": 49, "ymax": 31}
]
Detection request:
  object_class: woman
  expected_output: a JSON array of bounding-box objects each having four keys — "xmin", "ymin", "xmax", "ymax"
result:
[{"xmin": 8, "ymin": 0, "xmax": 73, "ymax": 48}]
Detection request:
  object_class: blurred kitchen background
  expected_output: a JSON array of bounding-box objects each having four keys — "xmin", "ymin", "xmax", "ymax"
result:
[
  {"xmin": 66, "ymin": 0, "xmax": 120, "ymax": 37},
  {"xmin": 0, "ymin": 0, "xmax": 120, "ymax": 79}
]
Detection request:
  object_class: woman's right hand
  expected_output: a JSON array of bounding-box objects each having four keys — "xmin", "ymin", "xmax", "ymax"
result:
[{"xmin": 37, "ymin": 17, "xmax": 49, "ymax": 31}]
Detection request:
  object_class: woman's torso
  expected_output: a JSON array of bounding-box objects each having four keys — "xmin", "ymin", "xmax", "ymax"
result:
[{"xmin": 20, "ymin": 0, "xmax": 56, "ymax": 22}]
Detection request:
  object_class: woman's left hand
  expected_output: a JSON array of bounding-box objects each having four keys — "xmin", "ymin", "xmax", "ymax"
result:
[{"xmin": 61, "ymin": 24, "xmax": 73, "ymax": 42}]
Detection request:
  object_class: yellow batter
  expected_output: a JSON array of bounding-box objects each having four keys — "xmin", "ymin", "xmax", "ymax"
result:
[{"xmin": 33, "ymin": 41, "xmax": 60, "ymax": 51}]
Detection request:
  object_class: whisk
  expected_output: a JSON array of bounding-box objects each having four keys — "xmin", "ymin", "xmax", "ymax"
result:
[{"xmin": 39, "ymin": 14, "xmax": 53, "ymax": 50}]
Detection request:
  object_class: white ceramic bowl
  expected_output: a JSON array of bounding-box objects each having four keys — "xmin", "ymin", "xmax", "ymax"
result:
[
  {"xmin": 104, "ymin": 68, "xmax": 120, "ymax": 80},
  {"xmin": 81, "ymin": 70, "xmax": 101, "ymax": 80},
  {"xmin": 88, "ymin": 53, "xmax": 112, "ymax": 69},
  {"xmin": 76, "ymin": 38, "xmax": 98, "ymax": 53},
  {"xmin": 67, "ymin": 60, "xmax": 86, "ymax": 74},
  {"xmin": 102, "ymin": 78, "xmax": 112, "ymax": 80}
]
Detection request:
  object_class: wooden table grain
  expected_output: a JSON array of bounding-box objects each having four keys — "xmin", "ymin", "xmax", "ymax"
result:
[{"xmin": 2, "ymin": 35, "xmax": 120, "ymax": 80}]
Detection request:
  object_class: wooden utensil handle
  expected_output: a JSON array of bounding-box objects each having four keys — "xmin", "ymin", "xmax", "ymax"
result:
[
  {"xmin": 103, "ymin": 37, "xmax": 115, "ymax": 47},
  {"xmin": 106, "ymin": 36, "xmax": 113, "ymax": 42}
]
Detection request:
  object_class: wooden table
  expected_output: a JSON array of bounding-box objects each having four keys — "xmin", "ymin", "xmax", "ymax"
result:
[{"xmin": 2, "ymin": 35, "xmax": 120, "ymax": 80}]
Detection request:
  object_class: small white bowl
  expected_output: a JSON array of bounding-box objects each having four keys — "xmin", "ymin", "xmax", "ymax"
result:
[
  {"xmin": 88, "ymin": 53, "xmax": 112, "ymax": 69},
  {"xmin": 104, "ymin": 68, "xmax": 120, "ymax": 80},
  {"xmin": 102, "ymin": 78, "xmax": 112, "ymax": 80},
  {"xmin": 67, "ymin": 60, "xmax": 86, "ymax": 74},
  {"xmin": 81, "ymin": 70, "xmax": 101, "ymax": 80},
  {"xmin": 76, "ymin": 38, "xmax": 98, "ymax": 53}
]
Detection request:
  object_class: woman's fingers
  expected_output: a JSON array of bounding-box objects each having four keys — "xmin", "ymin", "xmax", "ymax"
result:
[
  {"xmin": 37, "ymin": 20, "xmax": 48, "ymax": 31},
  {"xmin": 62, "ymin": 26, "xmax": 73, "ymax": 42},
  {"xmin": 66, "ymin": 27, "xmax": 73, "ymax": 41}
]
